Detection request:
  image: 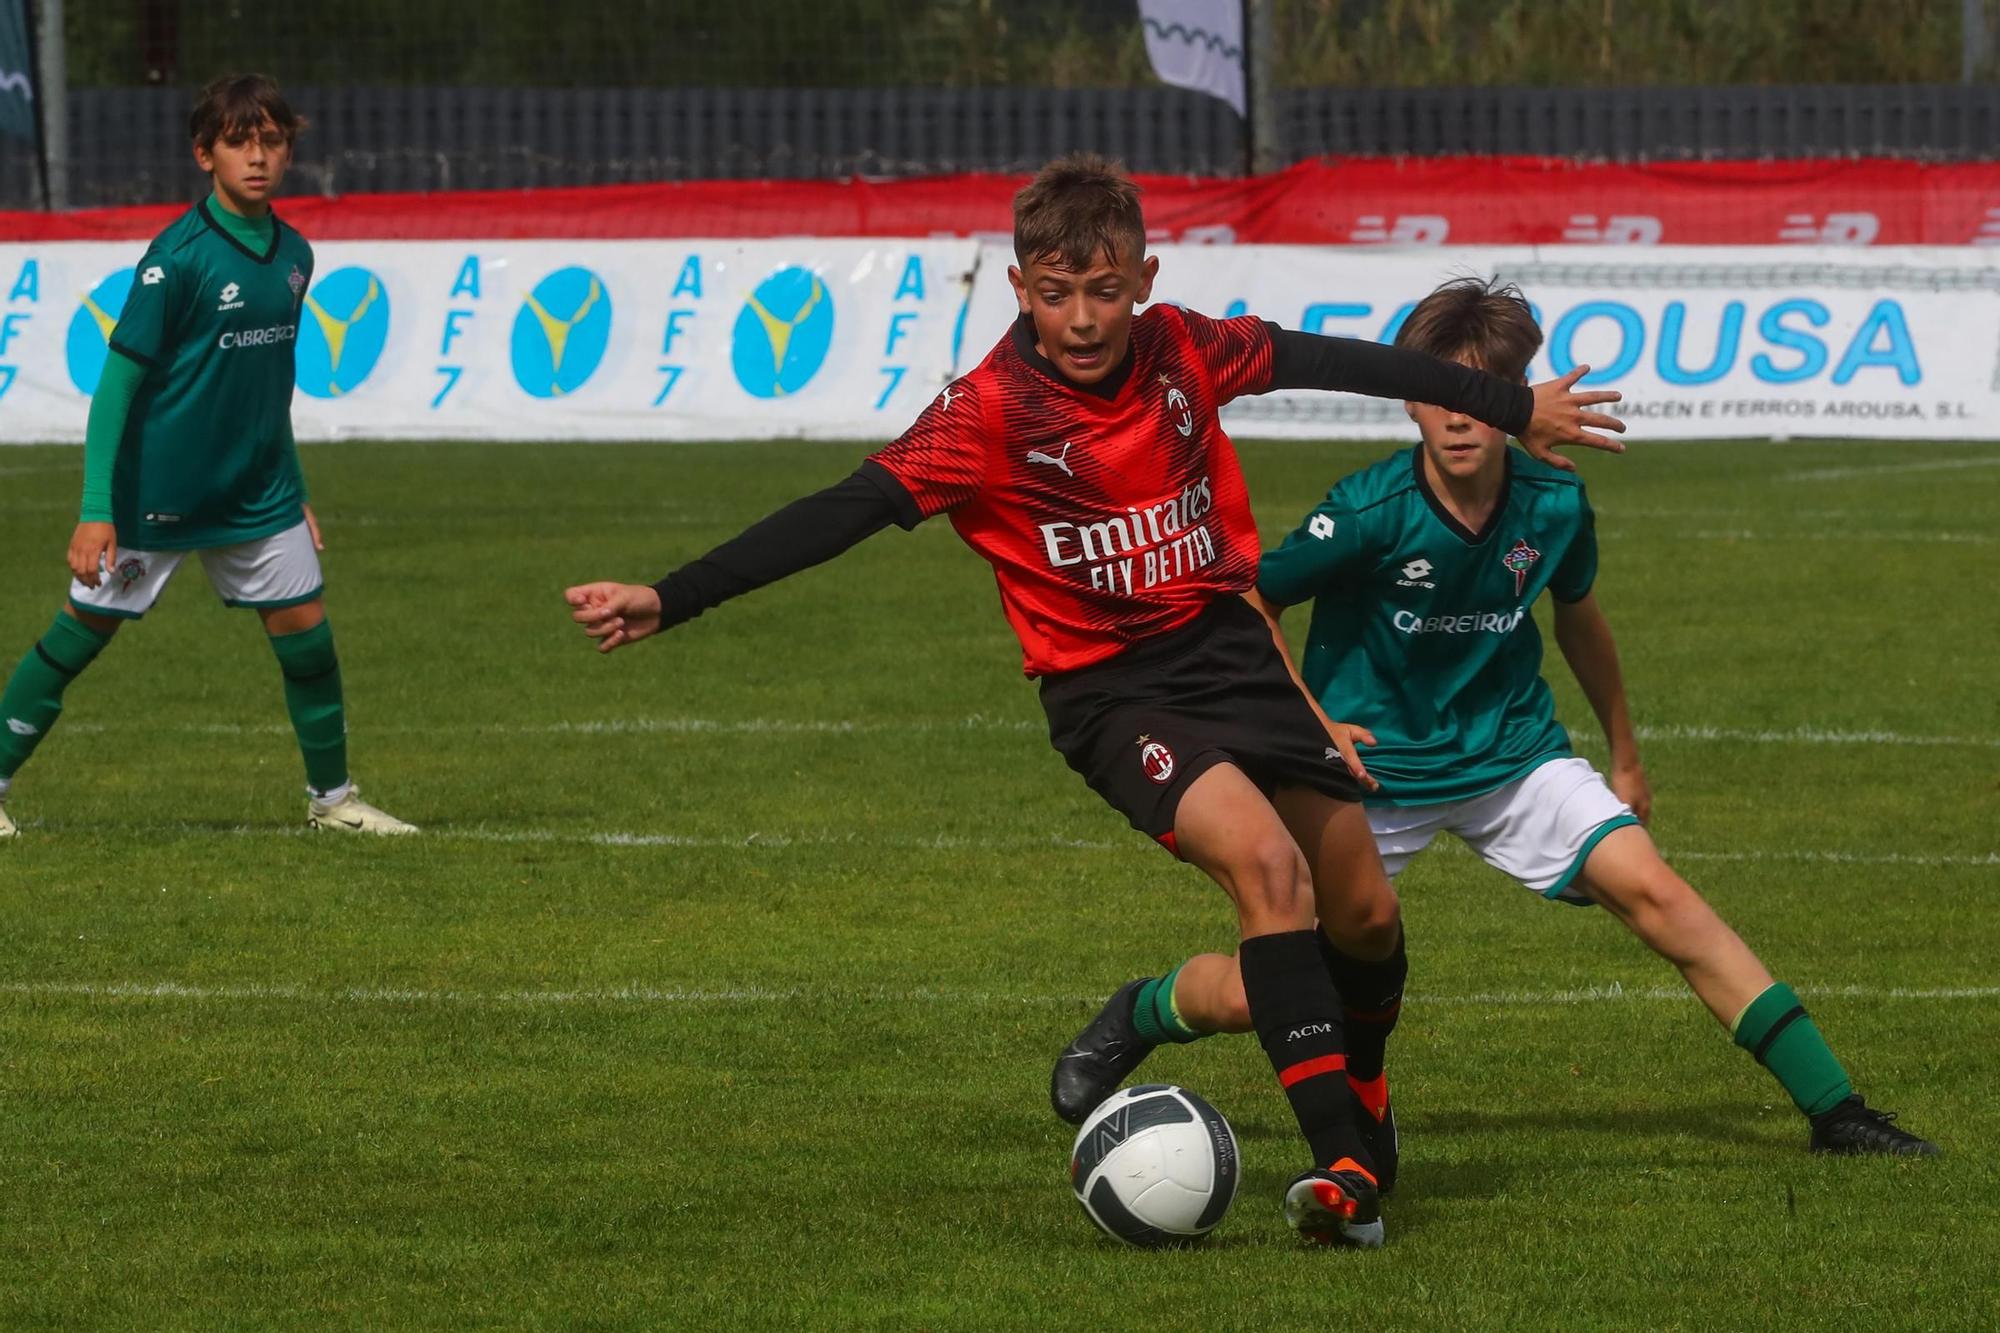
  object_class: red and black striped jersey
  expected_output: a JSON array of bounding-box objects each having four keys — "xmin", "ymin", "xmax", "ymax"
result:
[{"xmin": 870, "ymin": 306, "xmax": 1274, "ymax": 677}]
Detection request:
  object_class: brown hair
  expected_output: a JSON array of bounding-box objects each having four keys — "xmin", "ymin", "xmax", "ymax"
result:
[
  {"xmin": 1012, "ymin": 153, "xmax": 1146, "ymax": 270},
  {"xmin": 189, "ymin": 74, "xmax": 306, "ymax": 150},
  {"xmin": 1394, "ymin": 276, "xmax": 1542, "ymax": 381}
]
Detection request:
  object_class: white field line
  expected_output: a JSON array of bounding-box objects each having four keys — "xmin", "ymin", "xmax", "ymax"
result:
[
  {"xmin": 55, "ymin": 716, "xmax": 2000, "ymax": 750},
  {"xmin": 1, "ymin": 977, "xmax": 1994, "ymax": 1010},
  {"xmin": 12, "ymin": 819, "xmax": 1991, "ymax": 869},
  {"xmin": 1783, "ymin": 455, "xmax": 2000, "ymax": 482},
  {"xmin": 1597, "ymin": 526, "xmax": 1993, "ymax": 544}
]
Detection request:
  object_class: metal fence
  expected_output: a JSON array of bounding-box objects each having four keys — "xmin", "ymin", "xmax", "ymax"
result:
[{"xmin": 16, "ymin": 82, "xmax": 2000, "ymax": 209}]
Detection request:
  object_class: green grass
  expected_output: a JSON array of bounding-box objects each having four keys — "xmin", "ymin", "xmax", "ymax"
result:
[{"xmin": 1, "ymin": 439, "xmax": 1996, "ymax": 1330}]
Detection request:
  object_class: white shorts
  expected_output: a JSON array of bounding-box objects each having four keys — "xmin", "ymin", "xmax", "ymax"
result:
[
  {"xmin": 68, "ymin": 521, "xmax": 323, "ymax": 620},
  {"xmin": 1367, "ymin": 756, "xmax": 1642, "ymax": 905}
]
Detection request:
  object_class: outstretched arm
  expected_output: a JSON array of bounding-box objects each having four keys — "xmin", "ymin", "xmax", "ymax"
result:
[
  {"xmin": 1264, "ymin": 326, "xmax": 1625, "ymax": 472},
  {"xmin": 1552, "ymin": 591, "xmax": 1650, "ymax": 822},
  {"xmin": 565, "ymin": 463, "xmax": 908, "ymax": 654}
]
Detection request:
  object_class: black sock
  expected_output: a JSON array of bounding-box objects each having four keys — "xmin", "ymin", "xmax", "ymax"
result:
[
  {"xmin": 1238, "ymin": 930, "xmax": 1371, "ymax": 1176},
  {"xmin": 1316, "ymin": 925, "xmax": 1406, "ymax": 1085}
]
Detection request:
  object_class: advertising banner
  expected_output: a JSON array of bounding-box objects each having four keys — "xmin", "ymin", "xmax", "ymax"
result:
[
  {"xmin": 3, "ymin": 239, "xmax": 1994, "ymax": 443},
  {"xmin": 963, "ymin": 244, "xmax": 2000, "ymax": 441},
  {"xmin": 10, "ymin": 157, "xmax": 2000, "ymax": 247},
  {"xmin": 0, "ymin": 239, "xmax": 977, "ymax": 442}
]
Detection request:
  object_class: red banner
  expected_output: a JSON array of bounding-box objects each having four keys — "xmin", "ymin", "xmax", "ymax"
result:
[{"xmin": 5, "ymin": 156, "xmax": 2000, "ymax": 245}]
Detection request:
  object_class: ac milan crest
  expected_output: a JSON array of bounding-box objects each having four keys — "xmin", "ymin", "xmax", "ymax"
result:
[
  {"xmin": 1501, "ymin": 538, "xmax": 1540, "ymax": 596},
  {"xmin": 1137, "ymin": 735, "xmax": 1176, "ymax": 785}
]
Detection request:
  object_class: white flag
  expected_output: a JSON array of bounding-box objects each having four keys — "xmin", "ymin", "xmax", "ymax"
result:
[{"xmin": 1138, "ymin": 0, "xmax": 1245, "ymax": 118}]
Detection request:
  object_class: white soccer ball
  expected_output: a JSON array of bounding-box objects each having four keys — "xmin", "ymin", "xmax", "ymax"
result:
[{"xmin": 1068, "ymin": 1083, "xmax": 1240, "ymax": 1247}]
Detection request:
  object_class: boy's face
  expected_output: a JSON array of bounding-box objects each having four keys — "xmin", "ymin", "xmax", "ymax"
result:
[
  {"xmin": 1409, "ymin": 353, "xmax": 1515, "ymax": 484},
  {"xmin": 194, "ymin": 115, "xmax": 292, "ymax": 211},
  {"xmin": 1007, "ymin": 243, "xmax": 1158, "ymax": 385}
]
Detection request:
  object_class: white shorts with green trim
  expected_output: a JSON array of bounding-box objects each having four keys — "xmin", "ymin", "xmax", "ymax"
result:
[
  {"xmin": 1367, "ymin": 756, "xmax": 1642, "ymax": 905},
  {"xmin": 68, "ymin": 520, "xmax": 323, "ymax": 620}
]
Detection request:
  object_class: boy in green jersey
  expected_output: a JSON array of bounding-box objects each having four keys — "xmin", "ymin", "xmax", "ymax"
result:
[
  {"xmin": 0, "ymin": 75, "xmax": 413, "ymax": 838},
  {"xmin": 1055, "ymin": 277, "xmax": 1933, "ymax": 1171}
]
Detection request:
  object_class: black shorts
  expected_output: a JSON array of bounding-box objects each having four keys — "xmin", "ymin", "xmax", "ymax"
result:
[{"xmin": 1038, "ymin": 596, "xmax": 1366, "ymax": 855}]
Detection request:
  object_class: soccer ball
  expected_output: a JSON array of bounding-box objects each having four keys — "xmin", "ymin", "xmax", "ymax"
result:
[{"xmin": 1068, "ymin": 1083, "xmax": 1240, "ymax": 1247}]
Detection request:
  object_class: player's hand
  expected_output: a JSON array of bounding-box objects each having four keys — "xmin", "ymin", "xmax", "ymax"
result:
[
  {"xmin": 1523, "ymin": 366, "xmax": 1626, "ymax": 473},
  {"xmin": 302, "ymin": 503, "xmax": 324, "ymax": 551},
  {"xmin": 565, "ymin": 581, "xmax": 664, "ymax": 654},
  {"xmin": 1609, "ymin": 760, "xmax": 1652, "ymax": 825},
  {"xmin": 1322, "ymin": 720, "xmax": 1380, "ymax": 794},
  {"xmin": 67, "ymin": 522, "xmax": 117, "ymax": 588}
]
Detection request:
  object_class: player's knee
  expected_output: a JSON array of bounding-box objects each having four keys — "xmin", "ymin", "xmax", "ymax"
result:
[
  {"xmin": 1322, "ymin": 890, "xmax": 1402, "ymax": 958},
  {"xmin": 1231, "ymin": 835, "xmax": 1314, "ymax": 926}
]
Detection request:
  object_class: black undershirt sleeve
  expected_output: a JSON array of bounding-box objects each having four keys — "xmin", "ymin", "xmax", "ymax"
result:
[
  {"xmin": 1263, "ymin": 323, "xmax": 1534, "ymax": 438},
  {"xmin": 650, "ymin": 460, "xmax": 914, "ymax": 630}
]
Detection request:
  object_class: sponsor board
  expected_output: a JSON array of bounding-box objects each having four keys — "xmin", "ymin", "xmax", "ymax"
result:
[
  {"xmin": 1, "ymin": 240, "xmax": 1995, "ymax": 443},
  {"xmin": 962, "ymin": 244, "xmax": 2000, "ymax": 441},
  {"xmin": 0, "ymin": 240, "xmax": 975, "ymax": 442}
]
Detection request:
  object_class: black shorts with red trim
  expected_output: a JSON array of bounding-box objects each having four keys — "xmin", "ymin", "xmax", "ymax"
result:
[{"xmin": 1037, "ymin": 595, "xmax": 1366, "ymax": 855}]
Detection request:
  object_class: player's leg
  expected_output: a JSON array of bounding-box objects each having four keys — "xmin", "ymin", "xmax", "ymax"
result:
[
  {"xmin": 1172, "ymin": 761, "xmax": 1384, "ymax": 1246},
  {"xmin": 206, "ymin": 524, "xmax": 414, "ymax": 834},
  {"xmin": 1, "ymin": 546, "xmax": 183, "ymax": 834},
  {"xmin": 1576, "ymin": 827, "xmax": 1936, "ymax": 1155},
  {"xmin": 0, "ymin": 604, "xmax": 122, "ymax": 837},
  {"xmin": 1274, "ymin": 785, "xmax": 1408, "ymax": 1191}
]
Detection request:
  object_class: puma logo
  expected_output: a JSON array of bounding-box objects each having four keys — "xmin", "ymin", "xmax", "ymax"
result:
[{"xmin": 1026, "ymin": 442, "xmax": 1075, "ymax": 477}]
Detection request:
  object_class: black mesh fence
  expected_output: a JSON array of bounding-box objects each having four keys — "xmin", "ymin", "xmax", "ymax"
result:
[{"xmin": 11, "ymin": 0, "xmax": 2000, "ymax": 209}]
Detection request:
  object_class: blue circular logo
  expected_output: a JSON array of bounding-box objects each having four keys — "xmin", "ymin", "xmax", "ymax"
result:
[
  {"xmin": 296, "ymin": 266, "xmax": 391, "ymax": 399},
  {"xmin": 731, "ymin": 266, "xmax": 835, "ymax": 399},
  {"xmin": 511, "ymin": 266, "xmax": 613, "ymax": 398},
  {"xmin": 66, "ymin": 269, "xmax": 136, "ymax": 395}
]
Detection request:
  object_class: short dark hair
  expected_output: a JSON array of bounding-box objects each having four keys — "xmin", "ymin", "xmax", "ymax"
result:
[
  {"xmin": 1394, "ymin": 276, "xmax": 1542, "ymax": 382},
  {"xmin": 189, "ymin": 74, "xmax": 305, "ymax": 150},
  {"xmin": 1012, "ymin": 153, "xmax": 1146, "ymax": 270}
]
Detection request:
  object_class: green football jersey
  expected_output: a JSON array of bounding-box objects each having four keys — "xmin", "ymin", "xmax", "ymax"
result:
[
  {"xmin": 1258, "ymin": 446, "xmax": 1598, "ymax": 806},
  {"xmin": 106, "ymin": 199, "xmax": 313, "ymax": 551}
]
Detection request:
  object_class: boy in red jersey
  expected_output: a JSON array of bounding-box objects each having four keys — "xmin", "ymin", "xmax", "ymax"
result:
[{"xmin": 564, "ymin": 155, "xmax": 1623, "ymax": 1246}]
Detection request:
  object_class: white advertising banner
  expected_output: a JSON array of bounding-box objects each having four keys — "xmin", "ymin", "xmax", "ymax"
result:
[
  {"xmin": 3, "ymin": 239, "xmax": 1994, "ymax": 443},
  {"xmin": 0, "ymin": 239, "xmax": 976, "ymax": 443},
  {"xmin": 963, "ymin": 244, "xmax": 2000, "ymax": 441}
]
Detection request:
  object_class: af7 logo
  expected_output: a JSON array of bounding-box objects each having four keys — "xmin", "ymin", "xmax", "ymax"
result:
[{"xmin": 1501, "ymin": 539, "xmax": 1540, "ymax": 596}]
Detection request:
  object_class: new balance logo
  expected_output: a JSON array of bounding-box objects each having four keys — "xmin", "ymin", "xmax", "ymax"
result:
[
  {"xmin": 140, "ymin": 265, "xmax": 164, "ymax": 286},
  {"xmin": 6, "ymin": 718, "xmax": 38, "ymax": 737},
  {"xmin": 1777, "ymin": 212, "xmax": 1880, "ymax": 245},
  {"xmin": 1026, "ymin": 442, "xmax": 1075, "ymax": 477}
]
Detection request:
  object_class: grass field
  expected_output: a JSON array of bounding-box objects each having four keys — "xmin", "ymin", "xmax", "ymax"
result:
[{"xmin": 1, "ymin": 438, "xmax": 1995, "ymax": 1330}]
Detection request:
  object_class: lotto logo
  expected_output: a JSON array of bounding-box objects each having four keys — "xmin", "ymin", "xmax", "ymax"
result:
[
  {"xmin": 1401, "ymin": 558, "xmax": 1433, "ymax": 581},
  {"xmin": 140, "ymin": 266, "xmax": 164, "ymax": 286},
  {"xmin": 1308, "ymin": 514, "xmax": 1336, "ymax": 540}
]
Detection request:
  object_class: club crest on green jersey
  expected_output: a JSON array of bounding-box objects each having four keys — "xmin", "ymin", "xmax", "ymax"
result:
[
  {"xmin": 1501, "ymin": 539, "xmax": 1540, "ymax": 596},
  {"xmin": 287, "ymin": 265, "xmax": 306, "ymax": 297}
]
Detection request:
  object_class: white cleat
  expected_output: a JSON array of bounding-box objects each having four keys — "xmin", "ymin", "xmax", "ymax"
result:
[
  {"xmin": 307, "ymin": 787, "xmax": 418, "ymax": 836},
  {"xmin": 0, "ymin": 799, "xmax": 16, "ymax": 840}
]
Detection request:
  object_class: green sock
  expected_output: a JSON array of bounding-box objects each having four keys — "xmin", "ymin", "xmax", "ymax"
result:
[
  {"xmin": 269, "ymin": 620, "xmax": 349, "ymax": 796},
  {"xmin": 1130, "ymin": 964, "xmax": 1208, "ymax": 1045},
  {"xmin": 1732, "ymin": 982, "xmax": 1853, "ymax": 1117},
  {"xmin": 0, "ymin": 611, "xmax": 113, "ymax": 781}
]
